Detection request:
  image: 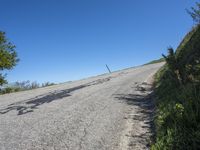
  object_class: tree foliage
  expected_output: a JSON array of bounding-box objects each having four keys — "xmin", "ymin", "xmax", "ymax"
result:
[
  {"xmin": 0, "ymin": 31, "xmax": 19, "ymax": 85},
  {"xmin": 187, "ymin": 1, "xmax": 200, "ymax": 24}
]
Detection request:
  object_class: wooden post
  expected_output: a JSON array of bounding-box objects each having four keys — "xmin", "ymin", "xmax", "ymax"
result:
[{"xmin": 106, "ymin": 64, "xmax": 111, "ymax": 73}]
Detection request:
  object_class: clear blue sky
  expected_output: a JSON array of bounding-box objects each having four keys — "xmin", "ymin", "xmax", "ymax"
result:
[{"xmin": 0, "ymin": 0, "xmax": 196, "ymax": 83}]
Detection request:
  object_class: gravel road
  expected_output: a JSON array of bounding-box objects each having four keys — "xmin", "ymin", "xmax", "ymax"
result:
[{"xmin": 0, "ymin": 63, "xmax": 163, "ymax": 150}]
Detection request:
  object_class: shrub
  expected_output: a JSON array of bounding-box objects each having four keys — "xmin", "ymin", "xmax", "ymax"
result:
[{"xmin": 152, "ymin": 25, "xmax": 200, "ymax": 149}]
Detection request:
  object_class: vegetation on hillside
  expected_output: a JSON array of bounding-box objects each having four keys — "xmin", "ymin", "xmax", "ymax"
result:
[
  {"xmin": 0, "ymin": 81, "xmax": 55, "ymax": 95},
  {"xmin": 145, "ymin": 58, "xmax": 165, "ymax": 65},
  {"xmin": 151, "ymin": 24, "xmax": 200, "ymax": 150},
  {"xmin": 0, "ymin": 31, "xmax": 55, "ymax": 95},
  {"xmin": 0, "ymin": 31, "xmax": 19, "ymax": 86}
]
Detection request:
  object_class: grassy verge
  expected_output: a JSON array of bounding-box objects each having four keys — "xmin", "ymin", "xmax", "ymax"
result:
[
  {"xmin": 151, "ymin": 25, "xmax": 200, "ymax": 149},
  {"xmin": 145, "ymin": 58, "xmax": 165, "ymax": 65}
]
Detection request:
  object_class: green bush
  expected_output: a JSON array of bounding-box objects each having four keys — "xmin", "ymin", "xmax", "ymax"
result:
[
  {"xmin": 152, "ymin": 25, "xmax": 200, "ymax": 150},
  {"xmin": 0, "ymin": 81, "xmax": 56, "ymax": 95},
  {"xmin": 0, "ymin": 87, "xmax": 21, "ymax": 94}
]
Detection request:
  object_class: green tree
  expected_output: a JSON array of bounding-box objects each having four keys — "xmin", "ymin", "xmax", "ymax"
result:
[
  {"xmin": 0, "ymin": 31, "xmax": 19, "ymax": 85},
  {"xmin": 187, "ymin": 1, "xmax": 200, "ymax": 24}
]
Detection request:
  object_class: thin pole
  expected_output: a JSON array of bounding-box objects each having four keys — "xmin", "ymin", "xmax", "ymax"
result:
[{"xmin": 106, "ymin": 64, "xmax": 111, "ymax": 73}]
